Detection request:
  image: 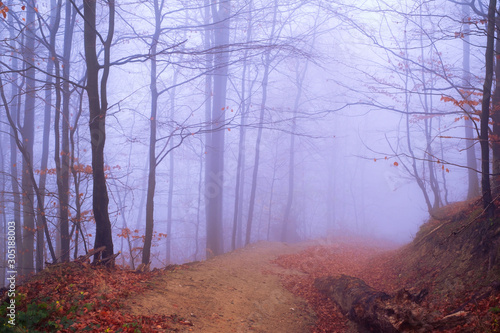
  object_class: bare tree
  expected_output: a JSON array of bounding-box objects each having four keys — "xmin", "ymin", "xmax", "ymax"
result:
[
  {"xmin": 245, "ymin": 0, "xmax": 279, "ymax": 246},
  {"xmin": 205, "ymin": 0, "xmax": 231, "ymax": 258},
  {"xmin": 479, "ymin": 0, "xmax": 496, "ymax": 216},
  {"xmin": 20, "ymin": 0, "xmax": 38, "ymax": 276},
  {"xmin": 83, "ymin": 0, "xmax": 115, "ymax": 263}
]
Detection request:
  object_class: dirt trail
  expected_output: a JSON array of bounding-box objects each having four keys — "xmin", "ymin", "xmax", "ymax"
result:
[{"xmin": 126, "ymin": 241, "xmax": 317, "ymax": 332}]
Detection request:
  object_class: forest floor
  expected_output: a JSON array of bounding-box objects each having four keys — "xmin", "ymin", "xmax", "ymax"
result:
[
  {"xmin": 4, "ymin": 199, "xmax": 500, "ymax": 332},
  {"xmin": 124, "ymin": 237, "xmax": 402, "ymax": 332},
  {"xmin": 126, "ymin": 241, "xmax": 319, "ymax": 333}
]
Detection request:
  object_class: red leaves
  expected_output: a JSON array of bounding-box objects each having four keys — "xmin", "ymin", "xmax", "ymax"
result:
[
  {"xmin": 0, "ymin": 2, "xmax": 8, "ymax": 18},
  {"xmin": 273, "ymin": 239, "xmax": 399, "ymax": 332},
  {"xmin": 16, "ymin": 261, "xmax": 180, "ymax": 332},
  {"xmin": 440, "ymin": 94, "xmax": 480, "ymax": 108}
]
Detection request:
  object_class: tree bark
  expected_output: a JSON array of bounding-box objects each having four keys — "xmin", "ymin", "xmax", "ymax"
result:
[
  {"xmin": 37, "ymin": 0, "xmax": 61, "ymax": 271},
  {"xmin": 6, "ymin": 0, "xmax": 22, "ymax": 281},
  {"xmin": 491, "ymin": 13, "xmax": 500, "ymax": 196},
  {"xmin": 205, "ymin": 0, "xmax": 230, "ymax": 258},
  {"xmin": 245, "ymin": 0, "xmax": 278, "ymax": 246},
  {"xmin": 480, "ymin": 0, "xmax": 496, "ymax": 217},
  {"xmin": 315, "ymin": 275, "xmax": 464, "ymax": 332},
  {"xmin": 0, "ymin": 76, "xmax": 57, "ymax": 265},
  {"xmin": 142, "ymin": 0, "xmax": 161, "ymax": 266},
  {"xmin": 231, "ymin": 0, "xmax": 252, "ymax": 251},
  {"xmin": 21, "ymin": 0, "xmax": 38, "ymax": 276},
  {"xmin": 462, "ymin": 4, "xmax": 480, "ymax": 200},
  {"xmin": 83, "ymin": 0, "xmax": 115, "ymax": 263}
]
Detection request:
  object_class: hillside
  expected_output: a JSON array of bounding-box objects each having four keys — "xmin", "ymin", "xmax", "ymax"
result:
[{"xmin": 2, "ymin": 199, "xmax": 500, "ymax": 332}]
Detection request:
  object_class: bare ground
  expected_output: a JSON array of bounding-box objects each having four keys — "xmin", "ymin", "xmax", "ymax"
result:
[{"xmin": 126, "ymin": 241, "xmax": 318, "ymax": 332}]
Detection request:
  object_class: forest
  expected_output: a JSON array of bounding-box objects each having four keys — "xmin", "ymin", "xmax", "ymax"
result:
[{"xmin": 1, "ymin": 0, "xmax": 500, "ymax": 331}]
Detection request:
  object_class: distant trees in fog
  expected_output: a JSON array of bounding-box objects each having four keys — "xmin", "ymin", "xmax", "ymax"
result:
[{"xmin": 0, "ymin": 0, "xmax": 497, "ymax": 279}]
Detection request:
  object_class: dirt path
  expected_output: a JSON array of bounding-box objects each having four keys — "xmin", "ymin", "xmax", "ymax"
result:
[{"xmin": 126, "ymin": 241, "xmax": 317, "ymax": 332}]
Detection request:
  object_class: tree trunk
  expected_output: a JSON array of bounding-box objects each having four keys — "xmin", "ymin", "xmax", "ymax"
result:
[
  {"xmin": 281, "ymin": 60, "xmax": 308, "ymax": 242},
  {"xmin": 37, "ymin": 0, "xmax": 61, "ymax": 271},
  {"xmin": 0, "ymin": 77, "xmax": 57, "ymax": 265},
  {"xmin": 462, "ymin": 4, "xmax": 480, "ymax": 200},
  {"xmin": 70, "ymin": 93, "xmax": 86, "ymax": 259},
  {"xmin": 6, "ymin": 0, "xmax": 22, "ymax": 281},
  {"xmin": 21, "ymin": 0, "xmax": 38, "ymax": 276},
  {"xmin": 245, "ymin": 0, "xmax": 278, "ymax": 246},
  {"xmin": 205, "ymin": 0, "xmax": 230, "ymax": 258},
  {"xmin": 54, "ymin": 0, "xmax": 73, "ymax": 263},
  {"xmin": 141, "ymin": 0, "xmax": 161, "ymax": 266},
  {"xmin": 166, "ymin": 64, "xmax": 179, "ymax": 263},
  {"xmin": 401, "ymin": 22, "xmax": 434, "ymax": 214},
  {"xmin": 491, "ymin": 14, "xmax": 500, "ymax": 195},
  {"xmin": 195, "ymin": 145, "xmax": 204, "ymax": 261},
  {"xmin": 231, "ymin": 0, "xmax": 252, "ymax": 251},
  {"xmin": 480, "ymin": 0, "xmax": 497, "ymax": 217},
  {"xmin": 83, "ymin": 0, "xmax": 115, "ymax": 263},
  {"xmin": 315, "ymin": 275, "xmax": 466, "ymax": 332}
]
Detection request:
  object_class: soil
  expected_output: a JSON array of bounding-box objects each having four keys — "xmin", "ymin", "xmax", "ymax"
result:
[{"xmin": 126, "ymin": 241, "xmax": 318, "ymax": 332}]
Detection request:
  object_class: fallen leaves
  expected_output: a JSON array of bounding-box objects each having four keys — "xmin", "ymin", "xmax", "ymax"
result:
[
  {"xmin": 1, "ymin": 261, "xmax": 188, "ymax": 332},
  {"xmin": 273, "ymin": 239, "xmax": 398, "ymax": 332},
  {"xmin": 273, "ymin": 233, "xmax": 500, "ymax": 333}
]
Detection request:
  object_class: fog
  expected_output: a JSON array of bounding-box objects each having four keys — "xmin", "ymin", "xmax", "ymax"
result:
[{"xmin": 0, "ymin": 0, "xmax": 483, "ymax": 271}]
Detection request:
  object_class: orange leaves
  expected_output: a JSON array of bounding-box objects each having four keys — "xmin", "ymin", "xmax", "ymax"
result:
[
  {"xmin": 117, "ymin": 227, "xmax": 132, "ymax": 238},
  {"xmin": 35, "ymin": 168, "xmax": 57, "ymax": 175},
  {"xmin": 73, "ymin": 164, "xmax": 93, "ymax": 174},
  {"xmin": 15, "ymin": 259, "xmax": 181, "ymax": 332},
  {"xmin": 453, "ymin": 115, "xmax": 480, "ymax": 123},
  {"xmin": 273, "ymin": 241, "xmax": 397, "ymax": 332},
  {"xmin": 0, "ymin": 1, "xmax": 8, "ymax": 18},
  {"xmin": 441, "ymin": 164, "xmax": 450, "ymax": 173},
  {"xmin": 72, "ymin": 163, "xmax": 121, "ymax": 174},
  {"xmin": 117, "ymin": 228, "xmax": 167, "ymax": 244},
  {"xmin": 393, "ymin": 161, "xmax": 399, "ymax": 167},
  {"xmin": 440, "ymin": 94, "xmax": 480, "ymax": 108}
]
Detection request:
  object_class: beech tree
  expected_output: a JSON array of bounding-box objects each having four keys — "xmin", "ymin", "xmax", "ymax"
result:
[
  {"xmin": 205, "ymin": 0, "xmax": 231, "ymax": 258},
  {"xmin": 461, "ymin": 3, "xmax": 480, "ymax": 200},
  {"xmin": 245, "ymin": 0, "xmax": 279, "ymax": 246},
  {"xmin": 479, "ymin": 0, "xmax": 496, "ymax": 216},
  {"xmin": 20, "ymin": 0, "xmax": 37, "ymax": 276},
  {"xmin": 83, "ymin": 0, "xmax": 115, "ymax": 263}
]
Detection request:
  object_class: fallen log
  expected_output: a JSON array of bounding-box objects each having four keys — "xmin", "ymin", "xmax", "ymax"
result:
[{"xmin": 314, "ymin": 275, "xmax": 467, "ymax": 332}]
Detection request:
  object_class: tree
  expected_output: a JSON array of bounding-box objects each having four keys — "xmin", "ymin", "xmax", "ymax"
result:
[
  {"xmin": 491, "ymin": 6, "xmax": 500, "ymax": 196},
  {"xmin": 245, "ymin": 0, "xmax": 279, "ymax": 246},
  {"xmin": 462, "ymin": 3, "xmax": 480, "ymax": 200},
  {"xmin": 83, "ymin": 0, "xmax": 115, "ymax": 263},
  {"xmin": 36, "ymin": 0, "xmax": 60, "ymax": 269},
  {"xmin": 6, "ymin": 0, "xmax": 23, "ymax": 274},
  {"xmin": 54, "ymin": 0, "xmax": 77, "ymax": 263},
  {"xmin": 141, "ymin": 0, "xmax": 162, "ymax": 266},
  {"xmin": 205, "ymin": 0, "xmax": 231, "ymax": 258},
  {"xmin": 479, "ymin": 0, "xmax": 496, "ymax": 216},
  {"xmin": 20, "ymin": 0, "xmax": 38, "ymax": 276},
  {"xmin": 231, "ymin": 0, "xmax": 254, "ymax": 250},
  {"xmin": 282, "ymin": 55, "xmax": 310, "ymax": 242}
]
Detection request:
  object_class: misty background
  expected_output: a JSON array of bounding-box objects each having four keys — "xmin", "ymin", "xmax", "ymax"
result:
[{"xmin": 0, "ymin": 0, "xmax": 482, "ymax": 274}]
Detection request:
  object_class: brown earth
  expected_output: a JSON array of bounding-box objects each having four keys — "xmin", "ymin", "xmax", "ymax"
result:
[{"xmin": 126, "ymin": 241, "xmax": 318, "ymax": 332}]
